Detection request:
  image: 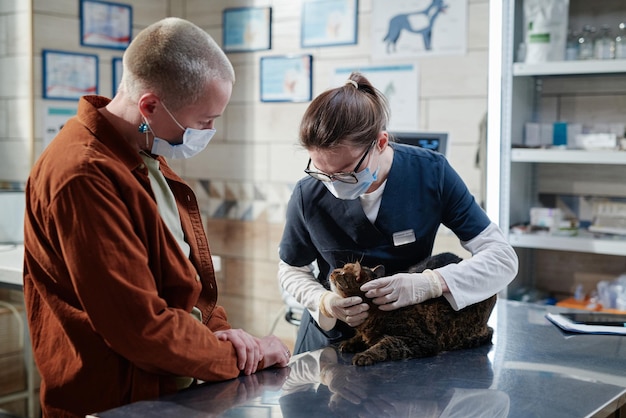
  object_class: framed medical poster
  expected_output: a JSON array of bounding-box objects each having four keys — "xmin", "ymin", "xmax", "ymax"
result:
[
  {"xmin": 301, "ymin": 0, "xmax": 358, "ymax": 48},
  {"xmin": 260, "ymin": 55, "xmax": 312, "ymax": 103},
  {"xmin": 223, "ymin": 7, "xmax": 272, "ymax": 53},
  {"xmin": 42, "ymin": 50, "xmax": 99, "ymax": 100},
  {"xmin": 371, "ymin": 0, "xmax": 467, "ymax": 59},
  {"xmin": 80, "ymin": 0, "xmax": 132, "ymax": 50},
  {"xmin": 43, "ymin": 105, "xmax": 77, "ymax": 148},
  {"xmin": 112, "ymin": 57, "xmax": 123, "ymax": 97},
  {"xmin": 332, "ymin": 63, "xmax": 419, "ymax": 132}
]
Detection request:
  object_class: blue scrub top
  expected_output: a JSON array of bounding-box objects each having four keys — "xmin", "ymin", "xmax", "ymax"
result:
[{"xmin": 279, "ymin": 143, "xmax": 490, "ymax": 288}]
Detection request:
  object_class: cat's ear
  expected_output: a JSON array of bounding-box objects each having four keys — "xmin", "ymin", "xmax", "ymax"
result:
[{"xmin": 372, "ymin": 265, "xmax": 385, "ymax": 278}]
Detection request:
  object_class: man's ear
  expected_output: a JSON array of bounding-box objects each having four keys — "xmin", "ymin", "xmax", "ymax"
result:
[
  {"xmin": 137, "ymin": 93, "xmax": 160, "ymax": 118},
  {"xmin": 372, "ymin": 265, "xmax": 385, "ymax": 278}
]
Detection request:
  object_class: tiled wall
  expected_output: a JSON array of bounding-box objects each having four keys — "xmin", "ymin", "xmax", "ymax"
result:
[
  {"xmin": 0, "ymin": 2, "xmax": 34, "ymax": 411},
  {"xmin": 2, "ymin": 0, "xmax": 490, "ymax": 351},
  {"xmin": 0, "ymin": 0, "xmax": 32, "ymax": 184}
]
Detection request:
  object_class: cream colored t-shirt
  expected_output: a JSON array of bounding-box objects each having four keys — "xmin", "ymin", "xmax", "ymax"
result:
[
  {"xmin": 141, "ymin": 153, "xmax": 202, "ymax": 388},
  {"xmin": 140, "ymin": 154, "xmax": 191, "ymax": 258}
]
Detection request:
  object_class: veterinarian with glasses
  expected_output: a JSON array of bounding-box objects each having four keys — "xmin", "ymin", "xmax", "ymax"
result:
[
  {"xmin": 278, "ymin": 72, "xmax": 518, "ymax": 354},
  {"xmin": 23, "ymin": 18, "xmax": 289, "ymax": 418}
]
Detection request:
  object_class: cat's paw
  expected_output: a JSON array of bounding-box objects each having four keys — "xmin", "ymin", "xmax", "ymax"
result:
[
  {"xmin": 338, "ymin": 341, "xmax": 356, "ymax": 353},
  {"xmin": 352, "ymin": 352, "xmax": 377, "ymax": 366},
  {"xmin": 339, "ymin": 338, "xmax": 364, "ymax": 353}
]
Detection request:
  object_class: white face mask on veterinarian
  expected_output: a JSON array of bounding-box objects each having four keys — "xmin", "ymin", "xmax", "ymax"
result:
[{"xmin": 323, "ymin": 166, "xmax": 379, "ymax": 200}]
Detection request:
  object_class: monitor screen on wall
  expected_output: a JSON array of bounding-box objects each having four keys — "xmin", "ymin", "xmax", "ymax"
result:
[{"xmin": 390, "ymin": 132, "xmax": 448, "ymax": 156}]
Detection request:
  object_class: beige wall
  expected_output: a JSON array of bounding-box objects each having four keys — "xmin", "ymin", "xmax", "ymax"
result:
[
  {"xmin": 1, "ymin": 0, "xmax": 489, "ymax": 350},
  {"xmin": 0, "ymin": 0, "xmax": 32, "ymax": 186}
]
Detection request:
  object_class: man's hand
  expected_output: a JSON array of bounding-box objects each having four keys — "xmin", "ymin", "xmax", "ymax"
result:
[
  {"xmin": 320, "ymin": 291, "xmax": 369, "ymax": 327},
  {"xmin": 214, "ymin": 329, "xmax": 263, "ymax": 375},
  {"xmin": 360, "ymin": 269, "xmax": 442, "ymax": 311},
  {"xmin": 215, "ymin": 331, "xmax": 291, "ymax": 375},
  {"xmin": 257, "ymin": 335, "xmax": 291, "ymax": 369}
]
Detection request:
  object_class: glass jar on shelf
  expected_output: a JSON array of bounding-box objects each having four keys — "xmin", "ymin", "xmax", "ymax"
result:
[
  {"xmin": 565, "ymin": 29, "xmax": 579, "ymax": 61},
  {"xmin": 594, "ymin": 24, "xmax": 615, "ymax": 59},
  {"xmin": 616, "ymin": 22, "xmax": 626, "ymax": 59},
  {"xmin": 577, "ymin": 25, "xmax": 595, "ymax": 60}
]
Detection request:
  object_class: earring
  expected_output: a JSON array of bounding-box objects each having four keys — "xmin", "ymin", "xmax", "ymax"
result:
[{"xmin": 138, "ymin": 122, "xmax": 150, "ymax": 149}]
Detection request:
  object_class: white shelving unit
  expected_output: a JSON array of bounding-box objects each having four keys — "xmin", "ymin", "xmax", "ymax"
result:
[
  {"xmin": 511, "ymin": 149, "xmax": 626, "ymax": 164},
  {"xmin": 513, "ymin": 59, "xmax": 626, "ymax": 76},
  {"xmin": 487, "ymin": 0, "xmax": 626, "ymax": 297},
  {"xmin": 509, "ymin": 233, "xmax": 626, "ymax": 257}
]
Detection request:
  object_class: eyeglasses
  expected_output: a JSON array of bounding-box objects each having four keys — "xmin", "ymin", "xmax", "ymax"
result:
[{"xmin": 304, "ymin": 140, "xmax": 376, "ymax": 184}]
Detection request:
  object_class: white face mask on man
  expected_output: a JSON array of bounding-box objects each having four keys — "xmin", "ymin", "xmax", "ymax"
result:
[{"xmin": 144, "ymin": 102, "xmax": 216, "ymax": 159}]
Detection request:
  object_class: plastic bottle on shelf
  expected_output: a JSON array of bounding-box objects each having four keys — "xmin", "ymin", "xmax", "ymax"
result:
[
  {"xmin": 577, "ymin": 25, "xmax": 595, "ymax": 60},
  {"xmin": 516, "ymin": 42, "xmax": 527, "ymax": 63},
  {"xmin": 616, "ymin": 22, "xmax": 626, "ymax": 59},
  {"xmin": 594, "ymin": 25, "xmax": 615, "ymax": 59},
  {"xmin": 565, "ymin": 29, "xmax": 579, "ymax": 60}
]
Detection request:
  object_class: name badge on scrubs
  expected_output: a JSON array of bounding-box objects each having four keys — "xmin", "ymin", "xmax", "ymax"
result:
[{"xmin": 392, "ymin": 229, "xmax": 416, "ymax": 246}]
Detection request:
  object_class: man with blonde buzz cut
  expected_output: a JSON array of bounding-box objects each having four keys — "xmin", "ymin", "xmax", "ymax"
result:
[{"xmin": 23, "ymin": 17, "xmax": 290, "ymax": 418}]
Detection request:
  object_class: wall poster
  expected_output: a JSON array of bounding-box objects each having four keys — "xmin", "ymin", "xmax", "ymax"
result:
[
  {"xmin": 43, "ymin": 105, "xmax": 77, "ymax": 148},
  {"xmin": 331, "ymin": 64, "xmax": 419, "ymax": 132},
  {"xmin": 80, "ymin": 0, "xmax": 132, "ymax": 49},
  {"xmin": 301, "ymin": 0, "xmax": 358, "ymax": 48},
  {"xmin": 42, "ymin": 50, "xmax": 99, "ymax": 100},
  {"xmin": 223, "ymin": 7, "xmax": 272, "ymax": 52},
  {"xmin": 260, "ymin": 55, "xmax": 313, "ymax": 103},
  {"xmin": 112, "ymin": 57, "xmax": 123, "ymax": 96},
  {"xmin": 371, "ymin": 0, "xmax": 467, "ymax": 59}
]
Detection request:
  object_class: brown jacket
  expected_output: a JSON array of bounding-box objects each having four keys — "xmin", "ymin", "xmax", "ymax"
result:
[{"xmin": 23, "ymin": 96, "xmax": 241, "ymax": 417}]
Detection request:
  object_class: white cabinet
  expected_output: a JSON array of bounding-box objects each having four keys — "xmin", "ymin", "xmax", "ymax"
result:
[{"xmin": 487, "ymin": 0, "xmax": 626, "ymax": 299}]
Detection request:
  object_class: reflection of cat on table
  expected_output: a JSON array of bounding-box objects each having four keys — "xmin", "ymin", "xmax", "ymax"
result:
[{"xmin": 280, "ymin": 346, "xmax": 510, "ymax": 418}]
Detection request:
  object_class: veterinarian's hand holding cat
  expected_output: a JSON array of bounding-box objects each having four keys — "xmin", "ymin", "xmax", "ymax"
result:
[
  {"xmin": 320, "ymin": 291, "xmax": 369, "ymax": 327},
  {"xmin": 361, "ymin": 269, "xmax": 446, "ymax": 311}
]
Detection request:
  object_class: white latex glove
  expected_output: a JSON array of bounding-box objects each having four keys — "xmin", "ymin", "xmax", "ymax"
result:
[
  {"xmin": 319, "ymin": 291, "xmax": 369, "ymax": 327},
  {"xmin": 360, "ymin": 269, "xmax": 443, "ymax": 311}
]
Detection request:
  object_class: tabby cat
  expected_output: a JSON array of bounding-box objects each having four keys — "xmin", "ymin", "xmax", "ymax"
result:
[{"xmin": 329, "ymin": 252, "xmax": 496, "ymax": 366}]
